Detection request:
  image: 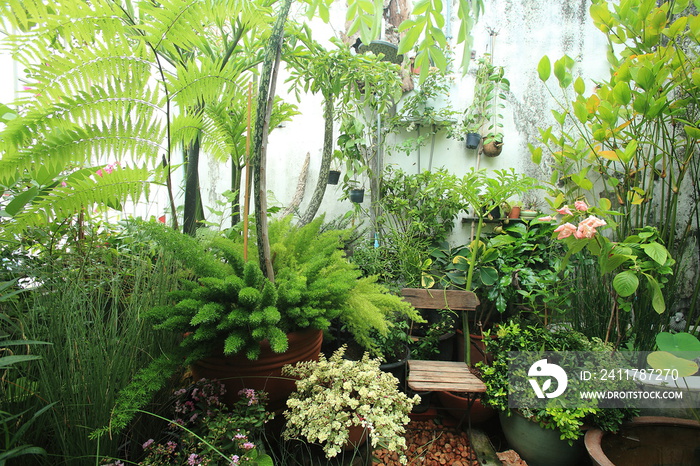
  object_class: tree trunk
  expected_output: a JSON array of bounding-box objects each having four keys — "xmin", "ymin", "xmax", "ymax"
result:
[
  {"xmin": 183, "ymin": 135, "xmax": 202, "ymax": 236},
  {"xmin": 251, "ymin": 0, "xmax": 292, "ymax": 280},
  {"xmin": 299, "ymin": 96, "xmax": 334, "ymax": 226}
]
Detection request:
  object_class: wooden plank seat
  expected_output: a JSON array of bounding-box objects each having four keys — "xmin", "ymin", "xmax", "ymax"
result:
[{"xmin": 406, "ymin": 359, "xmax": 485, "ymax": 393}]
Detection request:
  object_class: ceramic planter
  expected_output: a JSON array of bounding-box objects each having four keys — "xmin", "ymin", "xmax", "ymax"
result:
[
  {"xmin": 190, "ymin": 327, "xmax": 323, "ymax": 412},
  {"xmin": 500, "ymin": 410, "xmax": 585, "ymax": 466},
  {"xmin": 584, "ymin": 416, "xmax": 700, "ymax": 466}
]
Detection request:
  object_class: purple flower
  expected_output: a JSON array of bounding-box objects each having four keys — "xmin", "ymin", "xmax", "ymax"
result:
[
  {"xmin": 229, "ymin": 455, "xmax": 240, "ymax": 465},
  {"xmin": 142, "ymin": 439, "xmax": 154, "ymax": 450},
  {"xmin": 242, "ymin": 442, "xmax": 255, "ymax": 450},
  {"xmin": 234, "ymin": 432, "xmax": 247, "ymax": 440},
  {"xmin": 187, "ymin": 453, "xmax": 200, "ymax": 465}
]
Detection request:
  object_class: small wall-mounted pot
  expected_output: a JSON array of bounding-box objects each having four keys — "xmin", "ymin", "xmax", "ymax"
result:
[
  {"xmin": 508, "ymin": 206, "xmax": 521, "ymax": 219},
  {"xmin": 465, "ymin": 133, "xmax": 481, "ymax": 150},
  {"xmin": 327, "ymin": 170, "xmax": 341, "ymax": 185},
  {"xmin": 349, "ymin": 188, "xmax": 365, "ymax": 203},
  {"xmin": 482, "ymin": 140, "xmax": 503, "ymax": 157}
]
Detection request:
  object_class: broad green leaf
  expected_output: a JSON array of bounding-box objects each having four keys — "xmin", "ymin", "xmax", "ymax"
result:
[
  {"xmin": 601, "ymin": 254, "xmax": 632, "ymax": 274},
  {"xmin": 612, "ymin": 270, "xmax": 639, "ymax": 297},
  {"xmin": 656, "ymin": 332, "xmax": 700, "ymax": 355},
  {"xmin": 684, "ymin": 125, "xmax": 700, "ymax": 139},
  {"xmin": 645, "ymin": 274, "xmax": 665, "ymax": 314},
  {"xmin": 553, "ymin": 55, "xmax": 574, "ymax": 88},
  {"xmin": 613, "ymin": 81, "xmax": 631, "ymax": 105},
  {"xmin": 574, "ymin": 76, "xmax": 585, "ymax": 95},
  {"xmin": 642, "ymin": 242, "xmax": 668, "ymax": 265},
  {"xmin": 480, "ymin": 267, "xmax": 498, "ymax": 286},
  {"xmin": 529, "ymin": 144, "xmax": 542, "ymax": 164},
  {"xmin": 421, "ymin": 273, "xmax": 435, "ymax": 289},
  {"xmin": 537, "ymin": 55, "xmax": 551, "ymax": 82},
  {"xmin": 647, "ymin": 351, "xmax": 698, "ymax": 377}
]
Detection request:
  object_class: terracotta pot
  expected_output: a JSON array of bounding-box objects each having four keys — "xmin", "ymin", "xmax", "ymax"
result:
[
  {"xmin": 584, "ymin": 416, "xmax": 700, "ymax": 466},
  {"xmin": 482, "ymin": 140, "xmax": 503, "ymax": 157},
  {"xmin": 190, "ymin": 328, "xmax": 323, "ymax": 412},
  {"xmin": 508, "ymin": 206, "xmax": 521, "ymax": 219},
  {"xmin": 342, "ymin": 423, "xmax": 369, "ymax": 451},
  {"xmin": 436, "ymin": 390, "xmax": 496, "ymax": 424}
]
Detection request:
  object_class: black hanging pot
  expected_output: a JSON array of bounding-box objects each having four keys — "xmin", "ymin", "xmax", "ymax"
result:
[
  {"xmin": 465, "ymin": 132, "xmax": 481, "ymax": 149},
  {"xmin": 327, "ymin": 170, "xmax": 341, "ymax": 185},
  {"xmin": 349, "ymin": 188, "xmax": 365, "ymax": 203}
]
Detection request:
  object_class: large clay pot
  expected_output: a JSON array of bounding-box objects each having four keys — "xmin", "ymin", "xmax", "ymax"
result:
[
  {"xmin": 500, "ymin": 410, "xmax": 585, "ymax": 466},
  {"xmin": 190, "ymin": 328, "xmax": 323, "ymax": 412},
  {"xmin": 436, "ymin": 390, "xmax": 496, "ymax": 424},
  {"xmin": 584, "ymin": 416, "xmax": 700, "ymax": 466}
]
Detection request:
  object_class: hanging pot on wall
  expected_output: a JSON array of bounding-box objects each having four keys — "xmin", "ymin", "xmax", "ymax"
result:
[
  {"xmin": 482, "ymin": 140, "xmax": 503, "ymax": 157},
  {"xmin": 465, "ymin": 132, "xmax": 481, "ymax": 149},
  {"xmin": 349, "ymin": 188, "xmax": 365, "ymax": 203},
  {"xmin": 327, "ymin": 170, "xmax": 341, "ymax": 185}
]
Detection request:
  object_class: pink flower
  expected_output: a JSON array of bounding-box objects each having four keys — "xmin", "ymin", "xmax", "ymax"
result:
[
  {"xmin": 538, "ymin": 215, "xmax": 556, "ymax": 222},
  {"xmin": 187, "ymin": 453, "xmax": 200, "ymax": 465},
  {"xmin": 96, "ymin": 169, "xmax": 104, "ymax": 177},
  {"xmin": 104, "ymin": 164, "xmax": 114, "ymax": 174},
  {"xmin": 61, "ymin": 181, "xmax": 67, "ymax": 187},
  {"xmin": 574, "ymin": 200, "xmax": 588, "ymax": 211},
  {"xmin": 574, "ymin": 215, "xmax": 607, "ymax": 239},
  {"xmin": 554, "ymin": 222, "xmax": 577, "ymax": 239},
  {"xmin": 142, "ymin": 439, "xmax": 154, "ymax": 450},
  {"xmin": 242, "ymin": 442, "xmax": 255, "ymax": 450},
  {"xmin": 230, "ymin": 455, "xmax": 240, "ymax": 465},
  {"xmin": 556, "ymin": 205, "xmax": 573, "ymax": 216}
]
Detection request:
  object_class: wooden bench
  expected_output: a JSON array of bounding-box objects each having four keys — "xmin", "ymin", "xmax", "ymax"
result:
[{"xmin": 400, "ymin": 288, "xmax": 486, "ymax": 424}]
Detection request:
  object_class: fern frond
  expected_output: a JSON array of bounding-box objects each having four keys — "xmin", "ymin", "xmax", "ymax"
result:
[
  {"xmin": 167, "ymin": 57, "xmax": 246, "ymax": 109},
  {"xmin": 8, "ymin": 165, "xmax": 151, "ymax": 231},
  {"xmin": 136, "ymin": 0, "xmax": 209, "ymax": 56}
]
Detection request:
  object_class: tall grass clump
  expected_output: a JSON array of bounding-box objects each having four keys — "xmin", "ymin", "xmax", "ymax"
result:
[{"xmin": 2, "ymin": 222, "xmax": 183, "ymax": 465}]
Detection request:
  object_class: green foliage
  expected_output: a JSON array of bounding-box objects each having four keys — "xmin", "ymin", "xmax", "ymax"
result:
[
  {"xmin": 479, "ymin": 321, "xmax": 638, "ymax": 442},
  {"xmin": 3, "ymin": 224, "xmax": 183, "ymax": 464},
  {"xmin": 378, "ymin": 167, "xmax": 464, "ymax": 242},
  {"xmin": 531, "ymin": 0, "xmax": 700, "ymax": 332},
  {"xmin": 0, "ymin": 319, "xmax": 55, "ymax": 464}
]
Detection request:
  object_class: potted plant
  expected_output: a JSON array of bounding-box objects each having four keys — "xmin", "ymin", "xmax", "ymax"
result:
[
  {"xmin": 282, "ymin": 346, "xmax": 420, "ymax": 462},
  {"xmin": 462, "ymin": 55, "xmax": 510, "ymax": 157},
  {"xmin": 101, "ymin": 217, "xmax": 418, "ymax": 435},
  {"xmin": 478, "ymin": 321, "xmax": 638, "ymax": 466},
  {"xmin": 519, "ymin": 193, "xmax": 540, "ymax": 220}
]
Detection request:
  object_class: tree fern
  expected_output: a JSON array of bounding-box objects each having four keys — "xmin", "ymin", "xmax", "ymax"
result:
[{"xmin": 0, "ymin": 0, "xmax": 276, "ymax": 234}]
